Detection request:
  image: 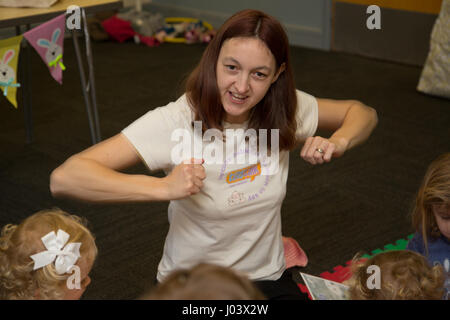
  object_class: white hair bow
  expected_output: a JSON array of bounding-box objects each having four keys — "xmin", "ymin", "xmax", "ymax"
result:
[{"xmin": 30, "ymin": 229, "xmax": 82, "ymax": 275}]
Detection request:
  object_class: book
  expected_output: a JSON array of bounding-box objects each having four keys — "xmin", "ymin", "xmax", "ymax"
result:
[{"xmin": 300, "ymin": 272, "xmax": 350, "ymax": 300}]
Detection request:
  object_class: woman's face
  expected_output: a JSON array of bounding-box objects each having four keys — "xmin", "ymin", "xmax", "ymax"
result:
[
  {"xmin": 216, "ymin": 37, "xmax": 284, "ymax": 124},
  {"xmin": 433, "ymin": 203, "xmax": 450, "ymax": 240}
]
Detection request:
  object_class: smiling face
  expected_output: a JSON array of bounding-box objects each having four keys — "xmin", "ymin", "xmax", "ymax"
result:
[
  {"xmin": 433, "ymin": 203, "xmax": 450, "ymax": 240},
  {"xmin": 216, "ymin": 37, "xmax": 284, "ymax": 124}
]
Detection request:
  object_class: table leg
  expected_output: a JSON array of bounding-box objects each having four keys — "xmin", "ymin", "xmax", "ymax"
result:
[
  {"xmin": 24, "ymin": 24, "xmax": 33, "ymax": 144},
  {"xmin": 82, "ymin": 8, "xmax": 102, "ymax": 142},
  {"xmin": 72, "ymin": 28, "xmax": 98, "ymax": 145},
  {"xmin": 16, "ymin": 25, "xmax": 33, "ymax": 144}
]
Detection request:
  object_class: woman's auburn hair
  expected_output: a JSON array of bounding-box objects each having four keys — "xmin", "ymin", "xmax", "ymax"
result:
[
  {"xmin": 411, "ymin": 152, "xmax": 450, "ymax": 253},
  {"xmin": 0, "ymin": 208, "xmax": 97, "ymax": 300},
  {"xmin": 185, "ymin": 9, "xmax": 298, "ymax": 151},
  {"xmin": 347, "ymin": 250, "xmax": 445, "ymax": 300}
]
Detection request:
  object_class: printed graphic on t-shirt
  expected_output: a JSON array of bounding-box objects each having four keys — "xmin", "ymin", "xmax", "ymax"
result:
[
  {"xmin": 435, "ymin": 258, "xmax": 450, "ymax": 300},
  {"xmin": 226, "ymin": 163, "xmax": 261, "ymax": 184},
  {"xmin": 218, "ymin": 145, "xmax": 273, "ymax": 208},
  {"xmin": 228, "ymin": 191, "xmax": 246, "ymax": 207}
]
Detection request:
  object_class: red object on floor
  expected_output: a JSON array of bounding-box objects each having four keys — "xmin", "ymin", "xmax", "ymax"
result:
[
  {"xmin": 320, "ymin": 263, "xmax": 352, "ymax": 283},
  {"xmin": 283, "ymin": 236, "xmax": 308, "ymax": 269},
  {"xmin": 101, "ymin": 16, "xmax": 160, "ymax": 47},
  {"xmin": 298, "ymin": 283, "xmax": 313, "ymax": 300},
  {"xmin": 320, "ymin": 258, "xmax": 367, "ymax": 283},
  {"xmin": 101, "ymin": 15, "xmax": 136, "ymax": 43},
  {"xmin": 138, "ymin": 35, "xmax": 160, "ymax": 47}
]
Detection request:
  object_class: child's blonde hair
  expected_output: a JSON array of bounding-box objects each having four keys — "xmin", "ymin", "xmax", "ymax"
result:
[
  {"xmin": 347, "ymin": 250, "xmax": 445, "ymax": 300},
  {"xmin": 141, "ymin": 263, "xmax": 266, "ymax": 300},
  {"xmin": 0, "ymin": 208, "xmax": 97, "ymax": 299},
  {"xmin": 412, "ymin": 152, "xmax": 450, "ymax": 253}
]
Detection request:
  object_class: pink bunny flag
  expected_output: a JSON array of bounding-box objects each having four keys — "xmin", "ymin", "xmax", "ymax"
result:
[
  {"xmin": 24, "ymin": 14, "xmax": 66, "ymax": 84},
  {"xmin": 0, "ymin": 35, "xmax": 23, "ymax": 108}
]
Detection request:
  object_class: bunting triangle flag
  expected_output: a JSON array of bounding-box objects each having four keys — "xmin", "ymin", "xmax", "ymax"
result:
[
  {"xmin": 23, "ymin": 14, "xmax": 66, "ymax": 84},
  {"xmin": 0, "ymin": 35, "xmax": 23, "ymax": 109}
]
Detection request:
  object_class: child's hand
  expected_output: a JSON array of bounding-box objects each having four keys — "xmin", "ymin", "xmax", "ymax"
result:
[{"xmin": 163, "ymin": 158, "xmax": 206, "ymax": 199}]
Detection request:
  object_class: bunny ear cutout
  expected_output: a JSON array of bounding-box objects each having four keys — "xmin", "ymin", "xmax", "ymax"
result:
[
  {"xmin": 52, "ymin": 28, "xmax": 61, "ymax": 43},
  {"xmin": 2, "ymin": 49, "xmax": 14, "ymax": 65},
  {"xmin": 37, "ymin": 39, "xmax": 51, "ymax": 48}
]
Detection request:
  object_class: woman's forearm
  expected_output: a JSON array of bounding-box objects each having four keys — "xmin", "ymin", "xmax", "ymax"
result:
[
  {"xmin": 330, "ymin": 101, "xmax": 378, "ymax": 151},
  {"xmin": 50, "ymin": 156, "xmax": 169, "ymax": 203}
]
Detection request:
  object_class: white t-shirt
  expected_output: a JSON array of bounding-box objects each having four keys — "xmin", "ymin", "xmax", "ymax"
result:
[{"xmin": 122, "ymin": 89, "xmax": 318, "ymax": 282}]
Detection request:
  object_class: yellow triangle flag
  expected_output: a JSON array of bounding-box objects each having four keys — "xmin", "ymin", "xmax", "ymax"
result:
[{"xmin": 0, "ymin": 35, "xmax": 23, "ymax": 109}]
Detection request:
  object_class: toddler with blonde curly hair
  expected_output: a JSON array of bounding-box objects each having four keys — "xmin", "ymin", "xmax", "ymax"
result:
[
  {"xmin": 0, "ymin": 208, "xmax": 97, "ymax": 299},
  {"xmin": 346, "ymin": 250, "xmax": 445, "ymax": 300}
]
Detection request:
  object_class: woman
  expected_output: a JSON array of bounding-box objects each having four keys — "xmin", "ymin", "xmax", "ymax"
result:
[{"xmin": 50, "ymin": 9, "xmax": 378, "ymax": 299}]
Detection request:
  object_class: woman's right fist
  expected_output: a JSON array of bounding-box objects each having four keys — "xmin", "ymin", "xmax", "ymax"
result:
[{"xmin": 163, "ymin": 158, "xmax": 206, "ymax": 200}]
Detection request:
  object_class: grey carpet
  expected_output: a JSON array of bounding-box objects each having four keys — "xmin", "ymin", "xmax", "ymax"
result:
[{"xmin": 0, "ymin": 38, "xmax": 449, "ymax": 299}]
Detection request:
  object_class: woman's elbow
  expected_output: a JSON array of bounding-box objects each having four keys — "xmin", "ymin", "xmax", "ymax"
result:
[
  {"xmin": 50, "ymin": 157, "xmax": 78, "ymax": 198},
  {"xmin": 49, "ymin": 165, "xmax": 66, "ymax": 198},
  {"xmin": 355, "ymin": 100, "xmax": 378, "ymax": 130},
  {"xmin": 368, "ymin": 105, "xmax": 378, "ymax": 130}
]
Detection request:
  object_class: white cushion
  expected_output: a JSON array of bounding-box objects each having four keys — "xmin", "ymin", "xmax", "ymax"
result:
[{"xmin": 417, "ymin": 0, "xmax": 450, "ymax": 99}]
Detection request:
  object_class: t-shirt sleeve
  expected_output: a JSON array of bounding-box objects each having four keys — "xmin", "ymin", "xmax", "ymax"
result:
[
  {"xmin": 295, "ymin": 89, "xmax": 319, "ymax": 141},
  {"xmin": 121, "ymin": 95, "xmax": 191, "ymax": 172}
]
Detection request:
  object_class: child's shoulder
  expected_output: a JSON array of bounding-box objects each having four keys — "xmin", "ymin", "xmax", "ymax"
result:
[{"xmin": 406, "ymin": 232, "xmax": 425, "ymax": 253}]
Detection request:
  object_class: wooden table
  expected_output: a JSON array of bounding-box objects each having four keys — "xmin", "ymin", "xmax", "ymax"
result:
[
  {"xmin": 0, "ymin": 0, "xmax": 123, "ymax": 144},
  {"xmin": 0, "ymin": 0, "xmax": 121, "ymax": 28}
]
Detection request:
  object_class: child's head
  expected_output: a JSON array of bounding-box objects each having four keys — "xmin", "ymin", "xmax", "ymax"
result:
[
  {"xmin": 141, "ymin": 263, "xmax": 266, "ymax": 300},
  {"xmin": 0, "ymin": 208, "xmax": 97, "ymax": 299},
  {"xmin": 412, "ymin": 152, "xmax": 450, "ymax": 245},
  {"xmin": 347, "ymin": 250, "xmax": 445, "ymax": 300}
]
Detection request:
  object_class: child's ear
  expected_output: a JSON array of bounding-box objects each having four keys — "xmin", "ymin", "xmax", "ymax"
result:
[
  {"xmin": 271, "ymin": 63, "xmax": 286, "ymax": 84},
  {"xmin": 34, "ymin": 288, "xmax": 40, "ymax": 300}
]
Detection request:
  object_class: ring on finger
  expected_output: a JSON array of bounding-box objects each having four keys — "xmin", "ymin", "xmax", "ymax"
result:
[{"xmin": 315, "ymin": 148, "xmax": 324, "ymax": 154}]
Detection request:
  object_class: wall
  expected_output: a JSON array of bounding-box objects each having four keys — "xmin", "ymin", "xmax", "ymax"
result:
[
  {"xmin": 336, "ymin": 0, "xmax": 442, "ymax": 14},
  {"xmin": 143, "ymin": 0, "xmax": 332, "ymax": 50},
  {"xmin": 0, "ymin": 1, "xmax": 331, "ymax": 51},
  {"xmin": 332, "ymin": 0, "xmax": 443, "ymax": 66}
]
